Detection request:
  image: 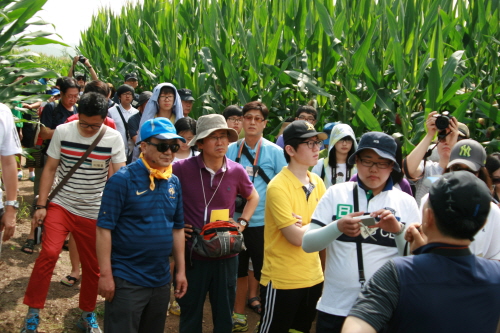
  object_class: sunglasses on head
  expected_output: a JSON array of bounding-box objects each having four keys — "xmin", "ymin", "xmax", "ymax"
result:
[{"xmin": 146, "ymin": 141, "xmax": 180, "ymax": 153}]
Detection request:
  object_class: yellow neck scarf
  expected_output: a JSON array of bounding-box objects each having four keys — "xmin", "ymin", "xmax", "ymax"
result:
[{"xmin": 140, "ymin": 153, "xmax": 172, "ymax": 190}]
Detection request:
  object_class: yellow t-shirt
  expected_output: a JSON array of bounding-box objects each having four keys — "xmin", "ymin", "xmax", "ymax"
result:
[{"xmin": 260, "ymin": 167, "xmax": 326, "ymax": 289}]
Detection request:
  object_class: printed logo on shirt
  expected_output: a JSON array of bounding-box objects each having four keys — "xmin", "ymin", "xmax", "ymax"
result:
[
  {"xmin": 168, "ymin": 184, "xmax": 176, "ymax": 199},
  {"xmin": 136, "ymin": 190, "xmax": 147, "ymax": 195},
  {"xmin": 337, "ymin": 204, "xmax": 353, "ymax": 218}
]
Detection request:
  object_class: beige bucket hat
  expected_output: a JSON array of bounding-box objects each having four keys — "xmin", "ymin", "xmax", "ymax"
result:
[{"xmin": 188, "ymin": 114, "xmax": 239, "ymax": 146}]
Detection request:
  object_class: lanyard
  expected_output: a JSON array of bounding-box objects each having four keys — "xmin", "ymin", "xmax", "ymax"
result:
[
  {"xmin": 199, "ymin": 167, "xmax": 226, "ymax": 224},
  {"xmin": 237, "ymin": 138, "xmax": 263, "ymax": 182}
]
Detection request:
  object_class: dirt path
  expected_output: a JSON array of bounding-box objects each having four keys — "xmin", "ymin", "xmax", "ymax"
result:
[{"xmin": 0, "ymin": 169, "xmax": 260, "ymax": 332}]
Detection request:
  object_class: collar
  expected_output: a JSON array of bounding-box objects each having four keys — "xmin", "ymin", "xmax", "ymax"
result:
[
  {"xmin": 413, "ymin": 242, "xmax": 472, "ymax": 257},
  {"xmin": 196, "ymin": 154, "xmax": 228, "ymax": 175},
  {"xmin": 283, "ymin": 167, "xmax": 318, "ymax": 189}
]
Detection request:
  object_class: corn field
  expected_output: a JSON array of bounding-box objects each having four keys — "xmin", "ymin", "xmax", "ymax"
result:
[{"xmin": 79, "ymin": 0, "xmax": 500, "ymax": 152}]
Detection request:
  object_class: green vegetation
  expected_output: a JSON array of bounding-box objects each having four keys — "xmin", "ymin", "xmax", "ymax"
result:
[
  {"xmin": 0, "ymin": 0, "xmax": 67, "ymax": 108},
  {"xmin": 79, "ymin": 0, "xmax": 500, "ymax": 150}
]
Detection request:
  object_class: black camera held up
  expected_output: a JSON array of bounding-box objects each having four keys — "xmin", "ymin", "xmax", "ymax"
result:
[
  {"xmin": 78, "ymin": 55, "xmax": 87, "ymax": 64},
  {"xmin": 435, "ymin": 111, "xmax": 451, "ymax": 130}
]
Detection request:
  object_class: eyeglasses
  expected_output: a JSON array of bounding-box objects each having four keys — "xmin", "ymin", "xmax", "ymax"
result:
[
  {"xmin": 358, "ymin": 158, "xmax": 393, "ymax": 169},
  {"xmin": 121, "ymin": 92, "xmax": 133, "ymax": 97},
  {"xmin": 79, "ymin": 121, "xmax": 102, "ymax": 131},
  {"xmin": 158, "ymin": 95, "xmax": 175, "ymax": 101},
  {"xmin": 339, "ymin": 138, "xmax": 353, "ymax": 144},
  {"xmin": 243, "ymin": 115, "xmax": 265, "ymax": 123},
  {"xmin": 492, "ymin": 178, "xmax": 500, "ymax": 185},
  {"xmin": 206, "ymin": 134, "xmax": 228, "ymax": 142},
  {"xmin": 227, "ymin": 117, "xmax": 242, "ymax": 123},
  {"xmin": 146, "ymin": 141, "xmax": 180, "ymax": 153},
  {"xmin": 299, "ymin": 140, "xmax": 322, "ymax": 149},
  {"xmin": 298, "ymin": 115, "xmax": 316, "ymax": 123},
  {"xmin": 65, "ymin": 94, "xmax": 79, "ymax": 100}
]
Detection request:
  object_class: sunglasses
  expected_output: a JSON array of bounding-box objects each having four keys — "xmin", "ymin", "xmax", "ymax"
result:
[
  {"xmin": 492, "ymin": 178, "xmax": 500, "ymax": 185},
  {"xmin": 146, "ymin": 141, "xmax": 180, "ymax": 153}
]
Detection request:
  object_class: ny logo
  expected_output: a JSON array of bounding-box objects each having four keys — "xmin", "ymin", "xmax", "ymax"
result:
[
  {"xmin": 305, "ymin": 122, "xmax": 315, "ymax": 131},
  {"xmin": 459, "ymin": 145, "xmax": 471, "ymax": 157}
]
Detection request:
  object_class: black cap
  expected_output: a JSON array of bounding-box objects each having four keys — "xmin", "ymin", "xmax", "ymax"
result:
[
  {"xmin": 137, "ymin": 91, "xmax": 152, "ymax": 107},
  {"xmin": 348, "ymin": 132, "xmax": 400, "ymax": 172},
  {"xmin": 124, "ymin": 73, "xmax": 138, "ymax": 81},
  {"xmin": 283, "ymin": 120, "xmax": 328, "ymax": 144},
  {"xmin": 116, "ymin": 84, "xmax": 135, "ymax": 97},
  {"xmin": 178, "ymin": 88, "xmax": 195, "ymax": 101},
  {"xmin": 429, "ymin": 171, "xmax": 491, "ymax": 237}
]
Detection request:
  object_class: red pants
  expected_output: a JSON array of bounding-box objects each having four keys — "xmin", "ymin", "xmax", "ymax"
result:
[{"xmin": 24, "ymin": 202, "xmax": 99, "ymax": 311}]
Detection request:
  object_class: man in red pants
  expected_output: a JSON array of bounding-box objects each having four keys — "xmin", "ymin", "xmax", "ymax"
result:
[{"xmin": 21, "ymin": 92, "xmax": 126, "ymax": 333}]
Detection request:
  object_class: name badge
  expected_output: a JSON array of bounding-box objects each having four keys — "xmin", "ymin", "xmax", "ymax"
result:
[
  {"xmin": 246, "ymin": 166, "xmax": 258, "ymax": 177},
  {"xmin": 92, "ymin": 160, "xmax": 105, "ymax": 169}
]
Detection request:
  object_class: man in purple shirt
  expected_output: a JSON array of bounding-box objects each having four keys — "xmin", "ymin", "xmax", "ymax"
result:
[{"xmin": 173, "ymin": 114, "xmax": 259, "ymax": 333}]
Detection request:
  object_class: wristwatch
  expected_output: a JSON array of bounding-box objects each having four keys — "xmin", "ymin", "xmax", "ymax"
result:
[
  {"xmin": 393, "ymin": 222, "xmax": 405, "ymax": 236},
  {"xmin": 4, "ymin": 200, "xmax": 19, "ymax": 209},
  {"xmin": 237, "ymin": 218, "xmax": 249, "ymax": 227}
]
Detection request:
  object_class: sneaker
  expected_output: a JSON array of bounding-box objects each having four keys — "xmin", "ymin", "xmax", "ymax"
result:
[
  {"xmin": 253, "ymin": 321, "xmax": 260, "ymax": 333},
  {"xmin": 20, "ymin": 312, "xmax": 39, "ymax": 333},
  {"xmin": 232, "ymin": 313, "xmax": 248, "ymax": 332},
  {"xmin": 289, "ymin": 330, "xmax": 303, "ymax": 333},
  {"xmin": 169, "ymin": 300, "xmax": 181, "ymax": 316},
  {"xmin": 29, "ymin": 176, "xmax": 35, "ymax": 182},
  {"xmin": 76, "ymin": 312, "xmax": 102, "ymax": 333}
]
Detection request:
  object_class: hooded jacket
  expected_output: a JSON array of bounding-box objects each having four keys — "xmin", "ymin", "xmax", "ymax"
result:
[
  {"xmin": 132, "ymin": 83, "xmax": 184, "ymax": 161},
  {"xmin": 312, "ymin": 123, "xmax": 358, "ymax": 186}
]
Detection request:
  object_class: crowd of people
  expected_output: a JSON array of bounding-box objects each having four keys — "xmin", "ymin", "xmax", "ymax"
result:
[{"xmin": 1, "ymin": 59, "xmax": 500, "ymax": 333}]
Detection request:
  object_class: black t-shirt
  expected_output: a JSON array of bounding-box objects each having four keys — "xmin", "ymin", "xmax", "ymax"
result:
[
  {"xmin": 128, "ymin": 112, "xmax": 142, "ymax": 139},
  {"xmin": 40, "ymin": 101, "xmax": 77, "ymax": 150}
]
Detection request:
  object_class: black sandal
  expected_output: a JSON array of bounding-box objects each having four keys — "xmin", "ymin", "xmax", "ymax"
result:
[
  {"xmin": 247, "ymin": 296, "xmax": 262, "ymax": 314},
  {"xmin": 21, "ymin": 239, "xmax": 35, "ymax": 254}
]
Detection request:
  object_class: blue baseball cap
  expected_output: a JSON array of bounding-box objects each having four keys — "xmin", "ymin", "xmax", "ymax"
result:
[
  {"xmin": 348, "ymin": 132, "xmax": 400, "ymax": 172},
  {"xmin": 322, "ymin": 122, "xmax": 339, "ymax": 145},
  {"xmin": 140, "ymin": 118, "xmax": 186, "ymax": 143}
]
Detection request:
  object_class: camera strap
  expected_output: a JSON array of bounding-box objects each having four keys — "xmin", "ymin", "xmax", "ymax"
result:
[
  {"xmin": 116, "ymin": 104, "xmax": 130, "ymax": 140},
  {"xmin": 353, "ymin": 184, "xmax": 366, "ymax": 287},
  {"xmin": 235, "ymin": 139, "xmax": 271, "ymax": 184}
]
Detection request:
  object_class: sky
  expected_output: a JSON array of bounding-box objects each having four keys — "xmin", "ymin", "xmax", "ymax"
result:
[{"xmin": 27, "ymin": 0, "xmax": 141, "ymax": 56}]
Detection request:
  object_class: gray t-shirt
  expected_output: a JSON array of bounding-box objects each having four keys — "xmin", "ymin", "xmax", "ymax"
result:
[{"xmin": 413, "ymin": 160, "xmax": 443, "ymax": 207}]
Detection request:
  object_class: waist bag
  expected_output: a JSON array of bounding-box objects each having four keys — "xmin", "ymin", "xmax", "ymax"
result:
[{"xmin": 192, "ymin": 221, "xmax": 245, "ymax": 258}]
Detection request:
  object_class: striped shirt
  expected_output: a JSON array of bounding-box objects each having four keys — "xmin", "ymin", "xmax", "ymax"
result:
[{"xmin": 47, "ymin": 121, "xmax": 126, "ymax": 219}]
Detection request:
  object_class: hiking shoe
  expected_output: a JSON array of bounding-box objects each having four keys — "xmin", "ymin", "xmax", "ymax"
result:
[
  {"xmin": 76, "ymin": 312, "xmax": 102, "ymax": 333},
  {"xmin": 169, "ymin": 300, "xmax": 181, "ymax": 316},
  {"xmin": 253, "ymin": 321, "xmax": 260, "ymax": 333},
  {"xmin": 20, "ymin": 312, "xmax": 39, "ymax": 333},
  {"xmin": 232, "ymin": 313, "xmax": 248, "ymax": 332}
]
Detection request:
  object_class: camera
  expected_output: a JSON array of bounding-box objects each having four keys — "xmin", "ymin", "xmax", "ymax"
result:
[
  {"xmin": 235, "ymin": 195, "xmax": 247, "ymax": 214},
  {"xmin": 78, "ymin": 55, "xmax": 86, "ymax": 64},
  {"xmin": 435, "ymin": 111, "xmax": 451, "ymax": 131}
]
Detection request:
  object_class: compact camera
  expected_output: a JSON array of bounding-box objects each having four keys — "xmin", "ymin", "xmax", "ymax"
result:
[{"xmin": 78, "ymin": 55, "xmax": 87, "ymax": 64}]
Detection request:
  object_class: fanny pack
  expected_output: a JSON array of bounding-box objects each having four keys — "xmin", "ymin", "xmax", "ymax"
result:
[{"xmin": 191, "ymin": 221, "xmax": 245, "ymax": 258}]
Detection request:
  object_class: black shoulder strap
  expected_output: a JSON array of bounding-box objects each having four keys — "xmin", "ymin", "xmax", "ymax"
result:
[
  {"xmin": 235, "ymin": 140, "xmax": 271, "ymax": 184},
  {"xmin": 235, "ymin": 139, "xmax": 244, "ymax": 163},
  {"xmin": 321, "ymin": 164, "xmax": 325, "ymax": 180},
  {"xmin": 116, "ymin": 105, "xmax": 130, "ymax": 140},
  {"xmin": 353, "ymin": 184, "xmax": 366, "ymax": 287}
]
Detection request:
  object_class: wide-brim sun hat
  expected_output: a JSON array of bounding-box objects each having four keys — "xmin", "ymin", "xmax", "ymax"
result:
[{"xmin": 188, "ymin": 114, "xmax": 238, "ymax": 146}]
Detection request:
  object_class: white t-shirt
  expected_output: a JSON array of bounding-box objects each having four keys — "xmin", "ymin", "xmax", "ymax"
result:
[
  {"xmin": 311, "ymin": 181, "xmax": 421, "ymax": 316},
  {"xmin": 47, "ymin": 121, "xmax": 126, "ymax": 219},
  {"xmin": 108, "ymin": 104, "xmax": 139, "ymax": 155},
  {"xmin": 413, "ymin": 160, "xmax": 443, "ymax": 206},
  {"xmin": 311, "ymin": 159, "xmax": 357, "ymax": 187},
  {"xmin": 421, "ymin": 193, "xmax": 500, "ymax": 260},
  {"xmin": 0, "ymin": 104, "xmax": 22, "ymax": 208}
]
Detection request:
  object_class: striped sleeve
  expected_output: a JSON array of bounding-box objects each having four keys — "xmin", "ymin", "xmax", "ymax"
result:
[{"xmin": 348, "ymin": 260, "xmax": 400, "ymax": 331}]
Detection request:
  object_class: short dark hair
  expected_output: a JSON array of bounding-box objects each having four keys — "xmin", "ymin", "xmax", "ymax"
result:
[
  {"xmin": 222, "ymin": 105, "xmax": 242, "ymax": 120},
  {"xmin": 175, "ymin": 117, "xmax": 197, "ymax": 135},
  {"xmin": 242, "ymin": 101, "xmax": 269, "ymax": 119},
  {"xmin": 77, "ymin": 92, "xmax": 108, "ymax": 119},
  {"xmin": 59, "ymin": 77, "xmax": 79, "ymax": 94},
  {"xmin": 159, "ymin": 86, "xmax": 175, "ymax": 102},
  {"xmin": 486, "ymin": 154, "xmax": 500, "ymax": 178},
  {"xmin": 283, "ymin": 138, "xmax": 303, "ymax": 163},
  {"xmin": 84, "ymin": 80, "xmax": 110, "ymax": 97},
  {"xmin": 295, "ymin": 105, "xmax": 317, "ymax": 119}
]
